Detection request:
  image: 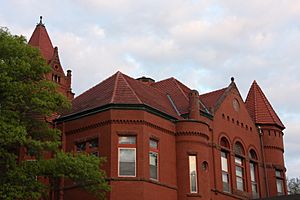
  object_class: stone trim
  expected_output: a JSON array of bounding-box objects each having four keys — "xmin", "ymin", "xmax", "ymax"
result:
[{"xmin": 175, "ymin": 131, "xmax": 209, "ymax": 140}]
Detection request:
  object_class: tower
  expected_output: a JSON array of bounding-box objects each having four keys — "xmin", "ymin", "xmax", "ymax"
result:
[
  {"xmin": 28, "ymin": 16, "xmax": 74, "ymax": 100},
  {"xmin": 175, "ymin": 89, "xmax": 212, "ymax": 199},
  {"xmin": 245, "ymin": 81, "xmax": 286, "ymax": 197}
]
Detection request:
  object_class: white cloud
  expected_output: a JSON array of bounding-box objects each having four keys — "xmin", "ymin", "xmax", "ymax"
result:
[{"xmin": 1, "ymin": 0, "xmax": 300, "ymax": 177}]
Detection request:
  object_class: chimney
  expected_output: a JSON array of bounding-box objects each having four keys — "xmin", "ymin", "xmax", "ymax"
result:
[
  {"xmin": 189, "ymin": 90, "xmax": 200, "ymax": 120},
  {"xmin": 136, "ymin": 76, "xmax": 155, "ymax": 85}
]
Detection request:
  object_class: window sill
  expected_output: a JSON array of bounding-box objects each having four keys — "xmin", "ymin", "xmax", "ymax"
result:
[{"xmin": 186, "ymin": 193, "xmax": 202, "ymax": 197}]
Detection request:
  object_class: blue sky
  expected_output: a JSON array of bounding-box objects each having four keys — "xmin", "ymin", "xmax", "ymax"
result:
[{"xmin": 1, "ymin": 0, "xmax": 300, "ymax": 178}]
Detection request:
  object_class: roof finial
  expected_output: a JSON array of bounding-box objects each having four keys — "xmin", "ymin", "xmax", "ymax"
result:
[
  {"xmin": 231, "ymin": 77, "xmax": 234, "ymax": 82},
  {"xmin": 39, "ymin": 16, "xmax": 43, "ymax": 24}
]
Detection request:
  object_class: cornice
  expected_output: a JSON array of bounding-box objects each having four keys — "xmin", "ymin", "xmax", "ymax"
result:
[{"xmin": 65, "ymin": 119, "xmax": 175, "ymax": 135}]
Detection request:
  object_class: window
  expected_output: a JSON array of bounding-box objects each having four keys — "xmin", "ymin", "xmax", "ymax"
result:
[
  {"xmin": 276, "ymin": 170, "xmax": 284, "ymax": 196},
  {"xmin": 234, "ymin": 142, "xmax": 245, "ymax": 191},
  {"xmin": 235, "ymin": 157, "xmax": 245, "ymax": 191},
  {"xmin": 52, "ymin": 74, "xmax": 61, "ymax": 83},
  {"xmin": 76, "ymin": 142, "xmax": 86, "ymax": 152},
  {"xmin": 250, "ymin": 162, "xmax": 259, "ymax": 198},
  {"xmin": 89, "ymin": 138, "xmax": 99, "ymax": 148},
  {"xmin": 149, "ymin": 139, "xmax": 158, "ymax": 180},
  {"xmin": 189, "ymin": 155, "xmax": 198, "ymax": 193},
  {"xmin": 118, "ymin": 136, "xmax": 136, "ymax": 177},
  {"xmin": 75, "ymin": 138, "xmax": 99, "ymax": 156},
  {"xmin": 221, "ymin": 151, "xmax": 230, "ymax": 192},
  {"xmin": 249, "ymin": 150, "xmax": 259, "ymax": 198},
  {"xmin": 88, "ymin": 138, "xmax": 99, "ymax": 156},
  {"xmin": 220, "ymin": 137, "xmax": 231, "ymax": 193}
]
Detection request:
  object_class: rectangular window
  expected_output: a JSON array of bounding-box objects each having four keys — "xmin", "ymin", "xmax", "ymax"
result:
[
  {"xmin": 76, "ymin": 142, "xmax": 86, "ymax": 152},
  {"xmin": 75, "ymin": 138, "xmax": 99, "ymax": 155},
  {"xmin": 189, "ymin": 155, "xmax": 198, "ymax": 193},
  {"xmin": 149, "ymin": 139, "xmax": 158, "ymax": 180},
  {"xmin": 221, "ymin": 151, "xmax": 230, "ymax": 192},
  {"xmin": 89, "ymin": 138, "xmax": 99, "ymax": 148},
  {"xmin": 250, "ymin": 162, "xmax": 259, "ymax": 198},
  {"xmin": 118, "ymin": 136, "xmax": 136, "ymax": 177},
  {"xmin": 276, "ymin": 170, "xmax": 284, "ymax": 196},
  {"xmin": 235, "ymin": 157, "xmax": 244, "ymax": 191}
]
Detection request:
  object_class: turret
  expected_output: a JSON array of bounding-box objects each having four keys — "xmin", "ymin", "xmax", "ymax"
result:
[
  {"xmin": 246, "ymin": 81, "xmax": 287, "ymax": 197},
  {"xmin": 175, "ymin": 89, "xmax": 212, "ymax": 199},
  {"xmin": 28, "ymin": 16, "xmax": 74, "ymax": 100}
]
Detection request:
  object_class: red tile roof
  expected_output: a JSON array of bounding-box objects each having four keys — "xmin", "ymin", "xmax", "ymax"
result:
[
  {"xmin": 66, "ymin": 71, "xmax": 230, "ymax": 119},
  {"xmin": 70, "ymin": 72, "xmax": 181, "ymax": 119},
  {"xmin": 151, "ymin": 78, "xmax": 190, "ymax": 115},
  {"xmin": 245, "ymin": 81, "xmax": 284, "ymax": 129},
  {"xmin": 199, "ymin": 87, "xmax": 227, "ymax": 111},
  {"xmin": 28, "ymin": 23, "xmax": 54, "ymax": 61}
]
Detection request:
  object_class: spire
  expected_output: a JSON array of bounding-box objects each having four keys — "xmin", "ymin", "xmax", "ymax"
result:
[
  {"xmin": 38, "ymin": 16, "xmax": 44, "ymax": 26},
  {"xmin": 28, "ymin": 16, "xmax": 54, "ymax": 61},
  {"xmin": 245, "ymin": 81, "xmax": 285, "ymax": 129}
]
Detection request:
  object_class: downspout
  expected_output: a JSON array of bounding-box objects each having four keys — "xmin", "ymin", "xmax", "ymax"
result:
[
  {"xmin": 211, "ymin": 128, "xmax": 217, "ymax": 194},
  {"xmin": 258, "ymin": 126, "xmax": 269, "ymax": 197}
]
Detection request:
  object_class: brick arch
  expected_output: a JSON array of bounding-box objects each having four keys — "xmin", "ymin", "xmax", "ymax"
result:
[
  {"xmin": 232, "ymin": 137, "xmax": 246, "ymax": 156},
  {"xmin": 218, "ymin": 133, "xmax": 232, "ymax": 150},
  {"xmin": 248, "ymin": 146, "xmax": 260, "ymax": 161}
]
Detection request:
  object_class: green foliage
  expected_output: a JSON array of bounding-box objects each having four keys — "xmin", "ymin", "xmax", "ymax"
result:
[
  {"xmin": 288, "ymin": 177, "xmax": 300, "ymax": 194},
  {"xmin": 0, "ymin": 28, "xmax": 109, "ymax": 199}
]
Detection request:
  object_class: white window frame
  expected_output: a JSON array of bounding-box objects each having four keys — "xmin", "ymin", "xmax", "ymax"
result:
[
  {"xmin": 118, "ymin": 147, "xmax": 136, "ymax": 177},
  {"xmin": 189, "ymin": 155, "xmax": 198, "ymax": 193}
]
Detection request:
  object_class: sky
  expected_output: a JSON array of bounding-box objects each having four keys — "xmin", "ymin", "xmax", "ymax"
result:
[{"xmin": 1, "ymin": 0, "xmax": 299, "ymax": 178}]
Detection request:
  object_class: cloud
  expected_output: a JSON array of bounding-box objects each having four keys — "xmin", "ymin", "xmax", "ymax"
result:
[{"xmin": 1, "ymin": 0, "xmax": 300, "ymax": 177}]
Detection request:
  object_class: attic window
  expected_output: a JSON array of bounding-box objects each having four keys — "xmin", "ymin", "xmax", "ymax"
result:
[
  {"xmin": 54, "ymin": 65, "xmax": 59, "ymax": 70},
  {"xmin": 52, "ymin": 74, "xmax": 61, "ymax": 83}
]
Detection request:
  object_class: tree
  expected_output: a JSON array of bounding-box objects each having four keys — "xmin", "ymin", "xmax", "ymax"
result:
[
  {"xmin": 288, "ymin": 177, "xmax": 300, "ymax": 194},
  {"xmin": 0, "ymin": 28, "xmax": 110, "ymax": 200}
]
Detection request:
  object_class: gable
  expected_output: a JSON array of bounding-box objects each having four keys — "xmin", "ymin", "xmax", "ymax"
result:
[{"xmin": 214, "ymin": 83, "xmax": 257, "ymax": 131}]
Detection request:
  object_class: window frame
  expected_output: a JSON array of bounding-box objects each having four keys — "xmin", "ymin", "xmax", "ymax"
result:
[
  {"xmin": 74, "ymin": 137, "xmax": 99, "ymax": 156},
  {"xmin": 149, "ymin": 139, "xmax": 159, "ymax": 181},
  {"xmin": 249, "ymin": 149, "xmax": 259, "ymax": 198},
  {"xmin": 220, "ymin": 137, "xmax": 231, "ymax": 193},
  {"xmin": 221, "ymin": 150, "xmax": 231, "ymax": 193},
  {"xmin": 275, "ymin": 169, "xmax": 284, "ymax": 196},
  {"xmin": 235, "ymin": 156, "xmax": 245, "ymax": 192},
  {"xmin": 188, "ymin": 155, "xmax": 198, "ymax": 194},
  {"xmin": 250, "ymin": 162, "xmax": 259, "ymax": 198},
  {"xmin": 118, "ymin": 147, "xmax": 136, "ymax": 177},
  {"xmin": 118, "ymin": 136, "xmax": 137, "ymax": 177}
]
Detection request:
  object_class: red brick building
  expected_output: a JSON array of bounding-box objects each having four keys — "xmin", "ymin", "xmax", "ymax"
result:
[{"xmin": 29, "ymin": 18, "xmax": 287, "ymax": 200}]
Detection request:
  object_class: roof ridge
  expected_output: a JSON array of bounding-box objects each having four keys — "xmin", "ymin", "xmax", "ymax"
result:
[
  {"xmin": 172, "ymin": 78, "xmax": 189, "ymax": 101},
  {"xmin": 200, "ymin": 87, "xmax": 227, "ymax": 97},
  {"xmin": 121, "ymin": 73, "xmax": 143, "ymax": 104},
  {"xmin": 110, "ymin": 72, "xmax": 120, "ymax": 103},
  {"xmin": 253, "ymin": 82, "xmax": 258, "ymax": 123},
  {"xmin": 256, "ymin": 83, "xmax": 283, "ymax": 127}
]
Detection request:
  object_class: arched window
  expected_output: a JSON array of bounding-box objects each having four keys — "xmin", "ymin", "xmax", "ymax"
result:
[
  {"xmin": 234, "ymin": 142, "xmax": 245, "ymax": 191},
  {"xmin": 220, "ymin": 137, "xmax": 230, "ymax": 149},
  {"xmin": 234, "ymin": 142, "xmax": 245, "ymax": 156},
  {"xmin": 249, "ymin": 149, "xmax": 259, "ymax": 198},
  {"xmin": 249, "ymin": 149, "xmax": 257, "ymax": 160},
  {"xmin": 220, "ymin": 137, "xmax": 230, "ymax": 193}
]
